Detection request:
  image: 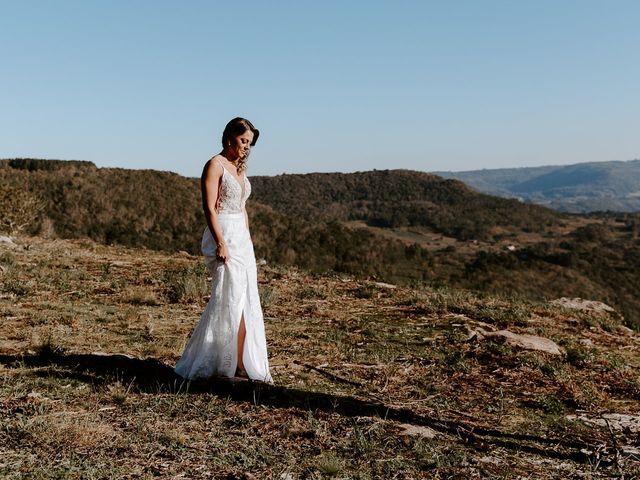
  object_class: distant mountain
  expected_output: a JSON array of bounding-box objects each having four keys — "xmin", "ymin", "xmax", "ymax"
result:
[{"xmin": 434, "ymin": 159, "xmax": 640, "ymax": 212}]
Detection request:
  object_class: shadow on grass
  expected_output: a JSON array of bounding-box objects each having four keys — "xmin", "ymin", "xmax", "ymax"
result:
[{"xmin": 0, "ymin": 351, "xmax": 608, "ymax": 465}]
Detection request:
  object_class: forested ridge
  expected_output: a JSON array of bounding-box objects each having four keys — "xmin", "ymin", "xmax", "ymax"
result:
[
  {"xmin": 2, "ymin": 158, "xmax": 640, "ymax": 327},
  {"xmin": 250, "ymin": 170, "xmax": 560, "ymax": 240}
]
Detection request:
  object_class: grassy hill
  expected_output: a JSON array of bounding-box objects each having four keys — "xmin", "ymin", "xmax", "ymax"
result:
[
  {"xmin": 3, "ymin": 159, "xmax": 640, "ymax": 328},
  {"xmin": 0, "ymin": 159, "xmax": 204, "ymax": 252},
  {"xmin": 1, "ymin": 235, "xmax": 639, "ymax": 478},
  {"xmin": 435, "ymin": 159, "xmax": 640, "ymax": 213},
  {"xmin": 249, "ymin": 169, "xmax": 560, "ymax": 239}
]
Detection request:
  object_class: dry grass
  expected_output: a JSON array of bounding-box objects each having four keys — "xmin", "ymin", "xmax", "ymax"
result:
[{"xmin": 1, "ymin": 235, "xmax": 639, "ymax": 479}]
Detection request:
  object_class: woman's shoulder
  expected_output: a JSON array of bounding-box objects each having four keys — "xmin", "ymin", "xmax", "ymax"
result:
[{"xmin": 202, "ymin": 155, "xmax": 224, "ymax": 178}]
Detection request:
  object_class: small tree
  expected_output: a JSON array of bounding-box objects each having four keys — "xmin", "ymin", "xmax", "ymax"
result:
[{"xmin": 0, "ymin": 184, "xmax": 45, "ymax": 235}]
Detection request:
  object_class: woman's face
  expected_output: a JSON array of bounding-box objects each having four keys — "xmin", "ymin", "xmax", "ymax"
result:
[{"xmin": 229, "ymin": 130, "xmax": 255, "ymax": 160}]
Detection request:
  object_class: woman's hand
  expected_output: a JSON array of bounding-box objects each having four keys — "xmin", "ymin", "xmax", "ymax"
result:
[{"xmin": 216, "ymin": 243, "xmax": 230, "ymax": 264}]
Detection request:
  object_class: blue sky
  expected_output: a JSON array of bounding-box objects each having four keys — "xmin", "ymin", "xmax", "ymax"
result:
[{"xmin": 1, "ymin": 0, "xmax": 638, "ymax": 177}]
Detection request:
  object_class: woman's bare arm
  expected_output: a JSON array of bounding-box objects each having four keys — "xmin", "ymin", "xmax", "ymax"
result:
[{"xmin": 201, "ymin": 157, "xmax": 228, "ymax": 262}]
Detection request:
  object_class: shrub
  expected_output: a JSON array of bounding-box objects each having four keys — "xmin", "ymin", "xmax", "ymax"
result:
[
  {"xmin": 0, "ymin": 184, "xmax": 45, "ymax": 234},
  {"xmin": 162, "ymin": 264, "xmax": 208, "ymax": 303}
]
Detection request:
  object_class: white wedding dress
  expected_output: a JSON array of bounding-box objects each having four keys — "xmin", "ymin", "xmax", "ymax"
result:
[{"xmin": 175, "ymin": 159, "xmax": 273, "ymax": 383}]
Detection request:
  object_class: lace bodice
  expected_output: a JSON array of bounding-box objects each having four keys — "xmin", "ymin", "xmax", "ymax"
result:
[{"xmin": 217, "ymin": 160, "xmax": 251, "ymax": 214}]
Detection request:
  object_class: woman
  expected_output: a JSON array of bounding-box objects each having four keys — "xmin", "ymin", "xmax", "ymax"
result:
[{"xmin": 175, "ymin": 117, "xmax": 273, "ymax": 383}]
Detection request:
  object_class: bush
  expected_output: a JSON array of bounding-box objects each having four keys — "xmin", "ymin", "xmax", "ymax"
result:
[
  {"xmin": 0, "ymin": 184, "xmax": 44, "ymax": 234},
  {"xmin": 162, "ymin": 264, "xmax": 208, "ymax": 303}
]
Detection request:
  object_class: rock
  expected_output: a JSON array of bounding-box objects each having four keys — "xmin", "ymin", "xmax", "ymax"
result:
[
  {"xmin": 566, "ymin": 413, "xmax": 640, "ymax": 433},
  {"xmin": 447, "ymin": 313, "xmax": 476, "ymax": 323},
  {"xmin": 0, "ymin": 236, "xmax": 17, "ymax": 248},
  {"xmin": 550, "ymin": 297, "xmax": 616, "ymax": 315},
  {"xmin": 620, "ymin": 445, "xmax": 640, "ymax": 461},
  {"xmin": 373, "ymin": 281, "xmax": 396, "ymax": 289},
  {"xmin": 110, "ymin": 260, "xmax": 132, "ymax": 267},
  {"xmin": 397, "ymin": 423, "xmax": 438, "ymax": 439},
  {"xmin": 598, "ymin": 413, "xmax": 640, "ymax": 433},
  {"xmin": 480, "ymin": 330, "xmax": 564, "ymax": 355},
  {"xmin": 464, "ymin": 328, "xmax": 480, "ymax": 342},
  {"xmin": 616, "ymin": 325, "xmax": 635, "ymax": 336}
]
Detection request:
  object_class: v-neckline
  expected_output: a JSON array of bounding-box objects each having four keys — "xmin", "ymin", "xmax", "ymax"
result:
[{"xmin": 218, "ymin": 158, "xmax": 245, "ymax": 198}]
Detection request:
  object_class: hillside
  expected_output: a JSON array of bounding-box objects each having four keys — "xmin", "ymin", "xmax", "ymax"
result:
[
  {"xmin": 1, "ymin": 235, "xmax": 639, "ymax": 478},
  {"xmin": 3, "ymin": 159, "xmax": 640, "ymax": 328},
  {"xmin": 0, "ymin": 158, "xmax": 204, "ymax": 252},
  {"xmin": 249, "ymin": 169, "xmax": 560, "ymax": 239},
  {"xmin": 435, "ymin": 159, "xmax": 640, "ymax": 213}
]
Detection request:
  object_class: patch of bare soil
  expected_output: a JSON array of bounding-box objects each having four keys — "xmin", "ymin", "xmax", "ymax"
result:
[{"xmin": 1, "ymin": 235, "xmax": 639, "ymax": 478}]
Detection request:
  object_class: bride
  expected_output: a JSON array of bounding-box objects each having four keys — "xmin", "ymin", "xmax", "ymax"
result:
[{"xmin": 175, "ymin": 117, "xmax": 273, "ymax": 383}]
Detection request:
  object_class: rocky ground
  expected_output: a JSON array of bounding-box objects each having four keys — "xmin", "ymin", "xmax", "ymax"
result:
[{"xmin": 1, "ymin": 235, "xmax": 639, "ymax": 479}]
